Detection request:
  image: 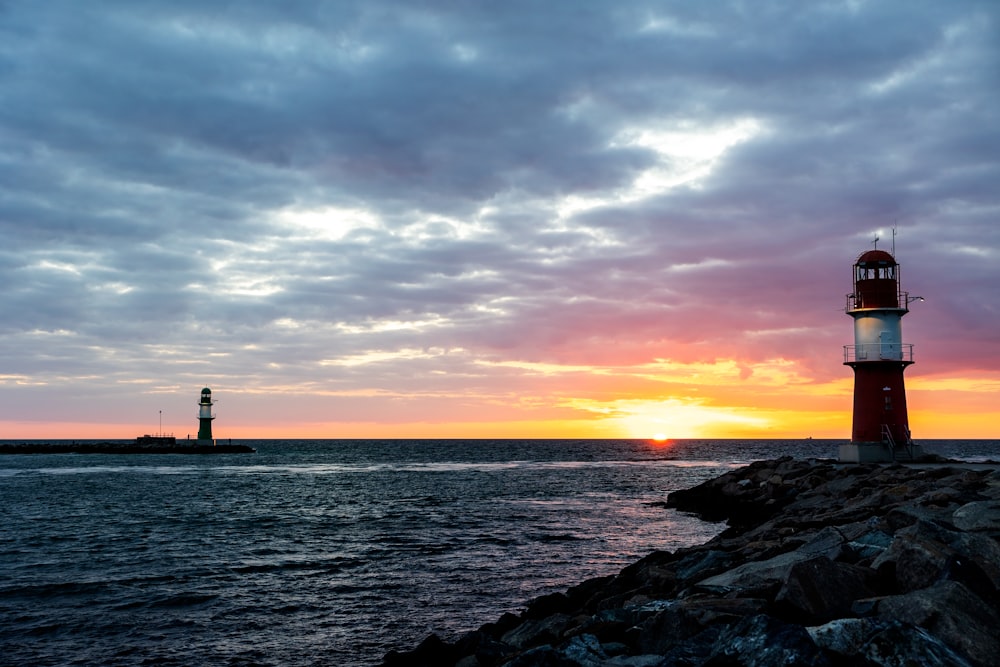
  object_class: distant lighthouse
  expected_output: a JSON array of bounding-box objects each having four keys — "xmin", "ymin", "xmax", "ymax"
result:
[
  {"xmin": 840, "ymin": 248, "xmax": 923, "ymax": 462},
  {"xmin": 196, "ymin": 387, "xmax": 216, "ymax": 444}
]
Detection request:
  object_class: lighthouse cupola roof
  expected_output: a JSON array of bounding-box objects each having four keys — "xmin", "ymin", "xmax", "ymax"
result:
[
  {"xmin": 201, "ymin": 387, "xmax": 212, "ymax": 394},
  {"xmin": 855, "ymin": 249, "xmax": 897, "ymax": 267}
]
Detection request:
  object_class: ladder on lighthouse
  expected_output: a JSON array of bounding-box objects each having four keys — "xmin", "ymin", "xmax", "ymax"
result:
[{"xmin": 881, "ymin": 424, "xmax": 915, "ymax": 460}]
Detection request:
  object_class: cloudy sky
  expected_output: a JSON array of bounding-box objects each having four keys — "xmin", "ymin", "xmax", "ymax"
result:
[{"xmin": 2, "ymin": 0, "xmax": 998, "ymax": 440}]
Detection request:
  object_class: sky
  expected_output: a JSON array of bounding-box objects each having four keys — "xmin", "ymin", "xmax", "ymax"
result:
[{"xmin": 1, "ymin": 0, "xmax": 998, "ymax": 441}]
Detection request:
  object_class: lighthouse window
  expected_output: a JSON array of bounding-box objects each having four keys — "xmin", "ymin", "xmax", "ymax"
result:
[{"xmin": 884, "ymin": 396, "xmax": 892, "ymax": 411}]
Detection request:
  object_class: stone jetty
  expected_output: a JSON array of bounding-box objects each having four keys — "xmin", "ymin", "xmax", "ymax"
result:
[
  {"xmin": 0, "ymin": 441, "xmax": 255, "ymax": 454},
  {"xmin": 382, "ymin": 456, "xmax": 1000, "ymax": 666}
]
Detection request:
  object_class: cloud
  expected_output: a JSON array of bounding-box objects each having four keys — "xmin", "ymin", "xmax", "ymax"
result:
[{"xmin": 1, "ymin": 0, "xmax": 998, "ymax": 436}]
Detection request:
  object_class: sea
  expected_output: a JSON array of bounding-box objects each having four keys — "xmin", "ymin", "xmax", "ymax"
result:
[{"xmin": 1, "ymin": 438, "xmax": 996, "ymax": 667}]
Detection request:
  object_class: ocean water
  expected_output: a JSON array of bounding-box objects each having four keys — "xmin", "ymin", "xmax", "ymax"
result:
[{"xmin": 1, "ymin": 438, "xmax": 995, "ymax": 666}]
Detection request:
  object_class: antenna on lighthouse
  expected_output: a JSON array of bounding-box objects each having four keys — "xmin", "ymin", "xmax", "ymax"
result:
[
  {"xmin": 892, "ymin": 225, "xmax": 897, "ymax": 256},
  {"xmin": 871, "ymin": 234, "xmax": 879, "ymax": 249}
]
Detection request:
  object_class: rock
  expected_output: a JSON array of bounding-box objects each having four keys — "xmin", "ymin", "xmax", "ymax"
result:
[
  {"xmin": 454, "ymin": 629, "xmax": 510, "ymax": 666},
  {"xmin": 656, "ymin": 625, "xmax": 723, "ymax": 666},
  {"xmin": 845, "ymin": 529, "xmax": 893, "ymax": 562},
  {"xmin": 875, "ymin": 580, "xmax": 1000, "ymax": 667},
  {"xmin": 525, "ymin": 592, "xmax": 574, "ymax": 619},
  {"xmin": 674, "ymin": 597, "xmax": 768, "ymax": 626},
  {"xmin": 672, "ymin": 549, "xmax": 733, "ymax": 583},
  {"xmin": 872, "ymin": 520, "xmax": 961, "ymax": 592},
  {"xmin": 807, "ymin": 617, "xmax": 886, "ymax": 657},
  {"xmin": 382, "ymin": 633, "xmax": 457, "ymax": 666},
  {"xmin": 952, "ymin": 500, "xmax": 1000, "ymax": 532},
  {"xmin": 632, "ymin": 604, "xmax": 704, "ymax": 655},
  {"xmin": 774, "ymin": 556, "xmax": 876, "ymax": 622},
  {"xmin": 502, "ymin": 614, "xmax": 572, "ymax": 651},
  {"xmin": 861, "ymin": 622, "xmax": 974, "ymax": 667},
  {"xmin": 696, "ymin": 549, "xmax": 816, "ymax": 596},
  {"xmin": 501, "ymin": 645, "xmax": 577, "ymax": 667},
  {"xmin": 604, "ymin": 656, "xmax": 662, "ymax": 667},
  {"xmin": 707, "ymin": 614, "xmax": 831, "ymax": 666},
  {"xmin": 872, "ymin": 519, "xmax": 1000, "ymax": 595},
  {"xmin": 559, "ymin": 633, "xmax": 607, "ymax": 667}
]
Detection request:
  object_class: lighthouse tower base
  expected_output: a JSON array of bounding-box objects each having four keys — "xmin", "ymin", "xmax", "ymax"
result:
[{"xmin": 839, "ymin": 441, "xmax": 925, "ymax": 463}]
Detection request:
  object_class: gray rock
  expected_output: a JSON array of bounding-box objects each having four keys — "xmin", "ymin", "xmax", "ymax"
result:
[
  {"xmin": 501, "ymin": 645, "xmax": 576, "ymax": 667},
  {"xmin": 672, "ymin": 549, "xmax": 732, "ymax": 582},
  {"xmin": 501, "ymin": 614, "xmax": 572, "ymax": 650},
  {"xmin": 695, "ymin": 534, "xmax": 843, "ymax": 596},
  {"xmin": 875, "ymin": 580, "xmax": 1000, "ymax": 667},
  {"xmin": 847, "ymin": 529, "xmax": 894, "ymax": 561},
  {"xmin": 605, "ymin": 655, "xmax": 662, "ymax": 667},
  {"xmin": 798, "ymin": 525, "xmax": 848, "ymax": 559},
  {"xmin": 560, "ymin": 634, "xmax": 606, "ymax": 667},
  {"xmin": 675, "ymin": 596, "xmax": 767, "ymax": 626},
  {"xmin": 633, "ymin": 604, "xmax": 703, "ymax": 655},
  {"xmin": 708, "ymin": 614, "xmax": 831, "ymax": 667},
  {"xmin": 696, "ymin": 549, "xmax": 807, "ymax": 595},
  {"xmin": 861, "ymin": 622, "xmax": 973, "ymax": 667},
  {"xmin": 873, "ymin": 519, "xmax": 1000, "ymax": 595},
  {"xmin": 775, "ymin": 556, "xmax": 876, "ymax": 621},
  {"xmin": 872, "ymin": 521, "xmax": 959, "ymax": 592},
  {"xmin": 952, "ymin": 500, "xmax": 1000, "ymax": 532},
  {"xmin": 807, "ymin": 617, "xmax": 885, "ymax": 656}
]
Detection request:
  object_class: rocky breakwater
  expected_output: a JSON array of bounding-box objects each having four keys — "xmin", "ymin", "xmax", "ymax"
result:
[
  {"xmin": 0, "ymin": 441, "xmax": 255, "ymax": 454},
  {"xmin": 382, "ymin": 456, "xmax": 1000, "ymax": 666}
]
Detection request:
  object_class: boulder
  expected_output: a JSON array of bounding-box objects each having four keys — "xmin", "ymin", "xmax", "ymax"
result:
[
  {"xmin": 807, "ymin": 617, "xmax": 886, "ymax": 657},
  {"xmin": 501, "ymin": 614, "xmax": 573, "ymax": 651},
  {"xmin": 774, "ymin": 556, "xmax": 876, "ymax": 622},
  {"xmin": 872, "ymin": 520, "xmax": 961, "ymax": 592},
  {"xmin": 382, "ymin": 633, "xmax": 457, "ymax": 666},
  {"xmin": 694, "ymin": 529, "xmax": 843, "ymax": 597},
  {"xmin": 559, "ymin": 633, "xmax": 607, "ymax": 667},
  {"xmin": 872, "ymin": 519, "xmax": 1000, "ymax": 595},
  {"xmin": 707, "ymin": 614, "xmax": 831, "ymax": 667},
  {"xmin": 875, "ymin": 580, "xmax": 1000, "ymax": 667},
  {"xmin": 501, "ymin": 645, "xmax": 578, "ymax": 667},
  {"xmin": 845, "ymin": 529, "xmax": 893, "ymax": 563},
  {"xmin": 952, "ymin": 500, "xmax": 1000, "ymax": 532},
  {"xmin": 860, "ymin": 622, "xmax": 973, "ymax": 667}
]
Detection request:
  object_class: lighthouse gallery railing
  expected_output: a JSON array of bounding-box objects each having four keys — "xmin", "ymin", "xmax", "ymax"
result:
[{"xmin": 843, "ymin": 344, "xmax": 914, "ymax": 363}]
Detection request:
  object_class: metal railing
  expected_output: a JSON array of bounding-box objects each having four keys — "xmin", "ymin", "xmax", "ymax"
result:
[
  {"xmin": 843, "ymin": 343, "xmax": 913, "ymax": 363},
  {"xmin": 845, "ymin": 290, "xmax": 913, "ymax": 312}
]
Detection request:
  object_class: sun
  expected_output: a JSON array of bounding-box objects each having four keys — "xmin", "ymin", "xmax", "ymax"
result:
[{"xmin": 651, "ymin": 433, "xmax": 668, "ymax": 442}]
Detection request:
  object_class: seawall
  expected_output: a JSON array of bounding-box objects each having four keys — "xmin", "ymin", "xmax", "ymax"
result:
[
  {"xmin": 382, "ymin": 456, "xmax": 1000, "ymax": 666},
  {"xmin": 0, "ymin": 441, "xmax": 255, "ymax": 454}
]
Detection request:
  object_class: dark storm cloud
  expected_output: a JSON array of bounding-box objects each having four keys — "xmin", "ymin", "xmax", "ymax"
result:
[{"xmin": 1, "ymin": 0, "xmax": 998, "ymax": 429}]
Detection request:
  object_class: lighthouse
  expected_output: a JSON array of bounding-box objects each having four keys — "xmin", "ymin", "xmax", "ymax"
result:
[
  {"xmin": 840, "ymin": 249, "xmax": 923, "ymax": 462},
  {"xmin": 196, "ymin": 387, "xmax": 216, "ymax": 444}
]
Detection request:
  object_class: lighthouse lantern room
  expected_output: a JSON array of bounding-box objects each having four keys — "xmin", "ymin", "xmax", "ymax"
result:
[
  {"xmin": 196, "ymin": 387, "xmax": 216, "ymax": 445},
  {"xmin": 840, "ymin": 249, "xmax": 923, "ymax": 462}
]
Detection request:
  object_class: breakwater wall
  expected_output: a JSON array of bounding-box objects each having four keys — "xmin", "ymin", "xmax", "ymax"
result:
[
  {"xmin": 383, "ymin": 456, "xmax": 1000, "ymax": 666},
  {"xmin": 0, "ymin": 441, "xmax": 255, "ymax": 454}
]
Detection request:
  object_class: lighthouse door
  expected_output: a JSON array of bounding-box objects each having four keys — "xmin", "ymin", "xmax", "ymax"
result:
[{"xmin": 878, "ymin": 330, "xmax": 900, "ymax": 360}]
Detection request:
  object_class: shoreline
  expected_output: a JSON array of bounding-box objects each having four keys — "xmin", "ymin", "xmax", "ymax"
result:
[{"xmin": 383, "ymin": 456, "xmax": 1000, "ymax": 666}]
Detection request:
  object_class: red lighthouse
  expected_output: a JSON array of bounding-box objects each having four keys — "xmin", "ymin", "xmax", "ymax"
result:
[{"xmin": 840, "ymin": 248, "xmax": 924, "ymax": 462}]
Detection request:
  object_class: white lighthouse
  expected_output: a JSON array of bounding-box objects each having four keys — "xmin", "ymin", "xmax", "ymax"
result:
[{"xmin": 196, "ymin": 387, "xmax": 215, "ymax": 444}]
